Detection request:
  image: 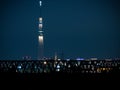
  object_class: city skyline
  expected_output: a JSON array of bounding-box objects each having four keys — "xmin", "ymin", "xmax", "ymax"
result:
[{"xmin": 0, "ymin": 0, "xmax": 120, "ymax": 60}]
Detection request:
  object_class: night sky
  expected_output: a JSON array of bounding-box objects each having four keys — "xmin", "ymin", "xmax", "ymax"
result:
[{"xmin": 0, "ymin": 0, "xmax": 120, "ymax": 60}]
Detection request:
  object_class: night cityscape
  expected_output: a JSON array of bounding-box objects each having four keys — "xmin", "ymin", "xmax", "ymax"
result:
[{"xmin": 0, "ymin": 0, "xmax": 120, "ymax": 81}]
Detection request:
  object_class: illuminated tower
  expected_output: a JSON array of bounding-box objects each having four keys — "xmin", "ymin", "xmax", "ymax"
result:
[{"xmin": 38, "ymin": 1, "xmax": 44, "ymax": 60}]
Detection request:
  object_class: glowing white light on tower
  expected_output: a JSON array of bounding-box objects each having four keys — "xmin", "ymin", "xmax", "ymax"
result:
[
  {"xmin": 39, "ymin": 36, "xmax": 43, "ymax": 43},
  {"xmin": 39, "ymin": 17, "xmax": 42, "ymax": 23},
  {"xmin": 39, "ymin": 24, "xmax": 43, "ymax": 28},
  {"xmin": 39, "ymin": 1, "xmax": 42, "ymax": 6},
  {"xmin": 38, "ymin": 31, "xmax": 43, "ymax": 33}
]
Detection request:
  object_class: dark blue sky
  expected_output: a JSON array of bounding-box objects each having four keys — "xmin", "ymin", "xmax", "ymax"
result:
[{"xmin": 0, "ymin": 0, "xmax": 120, "ymax": 60}]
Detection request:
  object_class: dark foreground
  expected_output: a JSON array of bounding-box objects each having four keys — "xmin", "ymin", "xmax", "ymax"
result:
[
  {"xmin": 0, "ymin": 72, "xmax": 120, "ymax": 89},
  {"xmin": 0, "ymin": 72, "xmax": 120, "ymax": 81}
]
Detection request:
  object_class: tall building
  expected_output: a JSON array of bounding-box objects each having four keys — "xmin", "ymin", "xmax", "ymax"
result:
[{"xmin": 38, "ymin": 1, "xmax": 44, "ymax": 60}]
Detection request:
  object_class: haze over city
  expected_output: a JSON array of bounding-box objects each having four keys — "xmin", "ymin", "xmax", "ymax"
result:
[{"xmin": 0, "ymin": 0, "xmax": 120, "ymax": 60}]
